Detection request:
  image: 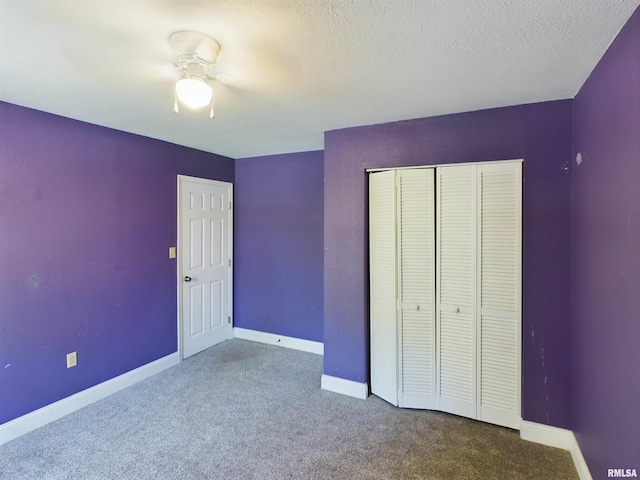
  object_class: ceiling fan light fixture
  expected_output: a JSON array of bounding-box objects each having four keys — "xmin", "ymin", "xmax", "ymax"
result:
[
  {"xmin": 170, "ymin": 31, "xmax": 220, "ymax": 115},
  {"xmin": 176, "ymin": 76, "xmax": 212, "ymax": 109}
]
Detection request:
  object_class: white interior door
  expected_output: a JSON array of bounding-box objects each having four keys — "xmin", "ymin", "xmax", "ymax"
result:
[
  {"xmin": 477, "ymin": 162, "xmax": 522, "ymax": 429},
  {"xmin": 369, "ymin": 170, "xmax": 399, "ymax": 406},
  {"xmin": 436, "ymin": 165, "xmax": 478, "ymax": 419},
  {"xmin": 369, "ymin": 161, "xmax": 521, "ymax": 430},
  {"xmin": 397, "ymin": 168, "xmax": 436, "ymax": 409},
  {"xmin": 179, "ymin": 175, "xmax": 232, "ymax": 359}
]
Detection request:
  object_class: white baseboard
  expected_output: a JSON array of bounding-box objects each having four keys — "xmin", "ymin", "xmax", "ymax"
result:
[
  {"xmin": 233, "ymin": 327, "xmax": 323, "ymax": 355},
  {"xmin": 0, "ymin": 352, "xmax": 180, "ymax": 446},
  {"xmin": 569, "ymin": 434, "xmax": 593, "ymax": 480},
  {"xmin": 520, "ymin": 420, "xmax": 575, "ymax": 449},
  {"xmin": 321, "ymin": 374, "xmax": 369, "ymax": 400},
  {"xmin": 520, "ymin": 421, "xmax": 592, "ymax": 480}
]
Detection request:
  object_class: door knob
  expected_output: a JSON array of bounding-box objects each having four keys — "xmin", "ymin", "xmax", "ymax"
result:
[
  {"xmin": 184, "ymin": 276, "xmax": 192, "ymax": 282},
  {"xmin": 455, "ymin": 307, "xmax": 460, "ymax": 313}
]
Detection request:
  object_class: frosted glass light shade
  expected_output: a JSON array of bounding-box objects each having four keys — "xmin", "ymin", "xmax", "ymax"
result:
[{"xmin": 176, "ymin": 78, "xmax": 212, "ymax": 109}]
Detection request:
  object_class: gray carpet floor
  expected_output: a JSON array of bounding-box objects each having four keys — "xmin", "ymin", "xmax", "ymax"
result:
[{"xmin": 0, "ymin": 339, "xmax": 579, "ymax": 479}]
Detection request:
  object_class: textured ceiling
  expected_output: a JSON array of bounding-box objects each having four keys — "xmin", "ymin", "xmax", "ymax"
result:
[{"xmin": 1, "ymin": 1, "xmax": 638, "ymax": 159}]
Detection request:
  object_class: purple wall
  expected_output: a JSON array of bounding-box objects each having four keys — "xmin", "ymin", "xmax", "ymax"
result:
[
  {"xmin": 234, "ymin": 152, "xmax": 324, "ymax": 342},
  {"xmin": 0, "ymin": 102, "xmax": 233, "ymax": 424},
  {"xmin": 324, "ymin": 101, "xmax": 574, "ymax": 428},
  {"xmin": 572, "ymin": 6, "xmax": 640, "ymax": 477}
]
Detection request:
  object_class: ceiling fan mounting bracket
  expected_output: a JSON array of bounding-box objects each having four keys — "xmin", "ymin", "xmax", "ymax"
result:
[{"xmin": 170, "ymin": 31, "xmax": 220, "ymax": 79}]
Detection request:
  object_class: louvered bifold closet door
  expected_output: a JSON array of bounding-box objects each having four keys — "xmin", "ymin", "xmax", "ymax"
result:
[
  {"xmin": 436, "ymin": 165, "xmax": 477, "ymax": 419},
  {"xmin": 397, "ymin": 169, "xmax": 436, "ymax": 409},
  {"xmin": 478, "ymin": 162, "xmax": 522, "ymax": 429},
  {"xmin": 369, "ymin": 170, "xmax": 399, "ymax": 406}
]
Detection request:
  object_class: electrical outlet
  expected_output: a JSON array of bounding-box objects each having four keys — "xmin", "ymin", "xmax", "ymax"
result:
[
  {"xmin": 66, "ymin": 351, "xmax": 77, "ymax": 369},
  {"xmin": 169, "ymin": 247, "xmax": 176, "ymax": 259}
]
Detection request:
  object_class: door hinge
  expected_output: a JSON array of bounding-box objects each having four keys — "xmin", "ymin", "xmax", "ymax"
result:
[
  {"xmin": 229, "ymin": 201, "xmax": 232, "ymax": 210},
  {"xmin": 227, "ymin": 316, "xmax": 231, "ymax": 325},
  {"xmin": 228, "ymin": 258, "xmax": 231, "ymax": 267}
]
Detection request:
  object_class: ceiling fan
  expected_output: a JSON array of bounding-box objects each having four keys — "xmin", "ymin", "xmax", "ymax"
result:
[{"xmin": 170, "ymin": 30, "xmax": 220, "ymax": 118}]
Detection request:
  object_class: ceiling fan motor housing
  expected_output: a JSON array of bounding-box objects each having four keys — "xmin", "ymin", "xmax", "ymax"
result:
[{"xmin": 170, "ymin": 30, "xmax": 220, "ymax": 77}]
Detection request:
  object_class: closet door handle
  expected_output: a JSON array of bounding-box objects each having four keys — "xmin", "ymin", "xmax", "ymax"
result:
[
  {"xmin": 455, "ymin": 307, "xmax": 460, "ymax": 313},
  {"xmin": 184, "ymin": 276, "xmax": 192, "ymax": 282},
  {"xmin": 416, "ymin": 305, "xmax": 421, "ymax": 311}
]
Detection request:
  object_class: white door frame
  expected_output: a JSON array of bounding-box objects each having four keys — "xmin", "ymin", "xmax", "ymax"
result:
[{"xmin": 176, "ymin": 175, "xmax": 233, "ymax": 360}]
